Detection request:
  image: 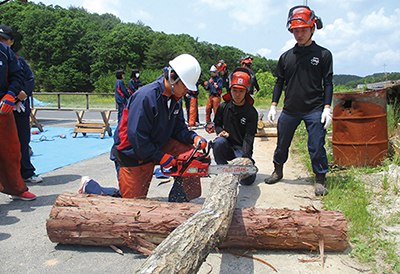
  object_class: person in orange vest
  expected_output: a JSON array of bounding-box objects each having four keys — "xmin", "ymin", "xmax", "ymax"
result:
[{"xmin": 204, "ymin": 65, "xmax": 222, "ymax": 123}]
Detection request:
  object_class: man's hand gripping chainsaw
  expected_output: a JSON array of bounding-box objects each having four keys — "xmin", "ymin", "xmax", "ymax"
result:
[{"xmin": 161, "ymin": 142, "xmax": 258, "ymax": 177}]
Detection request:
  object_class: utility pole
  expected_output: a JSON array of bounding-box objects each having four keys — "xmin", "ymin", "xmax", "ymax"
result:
[
  {"xmin": 383, "ymin": 63, "xmax": 387, "ymax": 81},
  {"xmin": 304, "ymin": 0, "xmax": 308, "ymax": 5}
]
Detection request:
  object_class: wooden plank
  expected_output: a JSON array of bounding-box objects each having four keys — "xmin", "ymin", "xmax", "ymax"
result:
[
  {"xmin": 75, "ymin": 123, "xmax": 106, "ymax": 127},
  {"xmin": 73, "ymin": 128, "xmax": 106, "ymax": 133},
  {"xmin": 30, "ymin": 108, "xmax": 44, "ymax": 132}
]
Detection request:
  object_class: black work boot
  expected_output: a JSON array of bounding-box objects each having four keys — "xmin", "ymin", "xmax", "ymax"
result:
[
  {"xmin": 168, "ymin": 177, "xmax": 188, "ymax": 203},
  {"xmin": 264, "ymin": 163, "xmax": 283, "ymax": 185},
  {"xmin": 314, "ymin": 173, "xmax": 328, "ymax": 196}
]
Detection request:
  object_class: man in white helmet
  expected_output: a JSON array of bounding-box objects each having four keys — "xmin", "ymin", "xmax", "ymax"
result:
[
  {"xmin": 79, "ymin": 54, "xmax": 207, "ymax": 203},
  {"xmin": 204, "ymin": 64, "xmax": 223, "ymax": 124}
]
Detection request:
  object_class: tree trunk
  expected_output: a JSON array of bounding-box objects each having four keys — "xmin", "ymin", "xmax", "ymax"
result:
[
  {"xmin": 47, "ymin": 194, "xmax": 348, "ymax": 252},
  {"xmin": 47, "ymin": 161, "xmax": 348, "ymax": 270},
  {"xmin": 134, "ymin": 158, "xmax": 251, "ymax": 273}
]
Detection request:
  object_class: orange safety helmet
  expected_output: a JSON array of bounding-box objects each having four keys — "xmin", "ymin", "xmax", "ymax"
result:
[
  {"xmin": 223, "ymin": 67, "xmax": 254, "ymax": 104},
  {"xmin": 216, "ymin": 60, "xmax": 227, "ymax": 72},
  {"xmin": 287, "ymin": 6, "xmax": 323, "ymax": 33},
  {"xmin": 240, "ymin": 55, "xmax": 253, "ymax": 66}
]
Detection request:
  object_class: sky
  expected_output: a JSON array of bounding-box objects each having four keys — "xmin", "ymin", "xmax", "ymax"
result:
[{"xmin": 31, "ymin": 0, "xmax": 400, "ymax": 77}]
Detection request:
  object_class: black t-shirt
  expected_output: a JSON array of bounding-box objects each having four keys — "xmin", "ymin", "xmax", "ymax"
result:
[
  {"xmin": 214, "ymin": 100, "xmax": 258, "ymax": 158},
  {"xmin": 221, "ymin": 71, "xmax": 230, "ymax": 92},
  {"xmin": 273, "ymin": 41, "xmax": 333, "ymax": 115}
]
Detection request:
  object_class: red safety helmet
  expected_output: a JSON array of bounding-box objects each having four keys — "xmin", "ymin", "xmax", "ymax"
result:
[
  {"xmin": 216, "ymin": 60, "xmax": 227, "ymax": 72},
  {"xmin": 206, "ymin": 122, "xmax": 215, "ymax": 134},
  {"xmin": 223, "ymin": 67, "xmax": 254, "ymax": 104},
  {"xmin": 240, "ymin": 55, "xmax": 253, "ymax": 66},
  {"xmin": 287, "ymin": 6, "xmax": 323, "ymax": 33}
]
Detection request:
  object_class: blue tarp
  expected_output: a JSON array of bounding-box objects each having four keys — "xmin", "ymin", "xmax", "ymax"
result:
[{"xmin": 30, "ymin": 127, "xmax": 115, "ymax": 175}]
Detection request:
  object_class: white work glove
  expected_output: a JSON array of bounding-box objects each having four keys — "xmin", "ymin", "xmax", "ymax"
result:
[
  {"xmin": 321, "ymin": 107, "xmax": 332, "ymax": 130},
  {"xmin": 267, "ymin": 105, "xmax": 277, "ymax": 124},
  {"xmin": 14, "ymin": 101, "xmax": 26, "ymax": 113}
]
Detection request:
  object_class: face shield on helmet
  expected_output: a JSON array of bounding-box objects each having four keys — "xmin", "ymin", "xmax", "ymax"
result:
[
  {"xmin": 240, "ymin": 55, "xmax": 253, "ymax": 66},
  {"xmin": 223, "ymin": 67, "xmax": 254, "ymax": 105},
  {"xmin": 216, "ymin": 60, "xmax": 226, "ymax": 72},
  {"xmin": 230, "ymin": 70, "xmax": 250, "ymax": 91},
  {"xmin": 168, "ymin": 54, "xmax": 201, "ymax": 92},
  {"xmin": 287, "ymin": 5, "xmax": 323, "ymax": 33}
]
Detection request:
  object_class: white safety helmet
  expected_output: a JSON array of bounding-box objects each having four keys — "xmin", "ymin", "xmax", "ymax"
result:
[
  {"xmin": 169, "ymin": 54, "xmax": 201, "ymax": 91},
  {"xmin": 210, "ymin": 65, "xmax": 218, "ymax": 72}
]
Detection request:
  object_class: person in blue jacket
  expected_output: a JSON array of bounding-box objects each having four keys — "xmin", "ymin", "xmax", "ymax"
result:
[
  {"xmin": 79, "ymin": 54, "xmax": 207, "ymax": 203},
  {"xmin": 0, "ymin": 25, "xmax": 42, "ymax": 184},
  {"xmin": 204, "ymin": 65, "xmax": 223, "ymax": 124},
  {"xmin": 0, "ymin": 27, "xmax": 36, "ymax": 201},
  {"xmin": 115, "ymin": 69, "xmax": 130, "ymax": 123},
  {"xmin": 128, "ymin": 68, "xmax": 142, "ymax": 94}
]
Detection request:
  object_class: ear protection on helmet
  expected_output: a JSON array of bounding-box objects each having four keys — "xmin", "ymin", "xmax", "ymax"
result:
[
  {"xmin": 287, "ymin": 5, "xmax": 323, "ymax": 32},
  {"xmin": 216, "ymin": 60, "xmax": 226, "ymax": 72},
  {"xmin": 226, "ymin": 67, "xmax": 254, "ymax": 105}
]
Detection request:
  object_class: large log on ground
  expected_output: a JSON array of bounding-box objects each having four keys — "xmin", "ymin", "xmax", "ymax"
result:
[
  {"xmin": 134, "ymin": 157, "xmax": 251, "ymax": 273},
  {"xmin": 47, "ymin": 194, "xmax": 348, "ymax": 252}
]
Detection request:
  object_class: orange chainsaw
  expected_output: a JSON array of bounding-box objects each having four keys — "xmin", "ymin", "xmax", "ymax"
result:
[{"xmin": 161, "ymin": 142, "xmax": 258, "ymax": 177}]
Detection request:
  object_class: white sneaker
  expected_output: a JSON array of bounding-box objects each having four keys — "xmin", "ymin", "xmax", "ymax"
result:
[
  {"xmin": 24, "ymin": 175, "xmax": 43, "ymax": 183},
  {"xmin": 78, "ymin": 176, "xmax": 90, "ymax": 194}
]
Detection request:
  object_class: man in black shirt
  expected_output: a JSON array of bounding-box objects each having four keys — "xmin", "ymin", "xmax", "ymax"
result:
[
  {"xmin": 216, "ymin": 60, "xmax": 230, "ymax": 93},
  {"xmin": 212, "ymin": 67, "xmax": 258, "ymax": 185},
  {"xmin": 266, "ymin": 6, "xmax": 333, "ymax": 196},
  {"xmin": 240, "ymin": 55, "xmax": 260, "ymax": 96}
]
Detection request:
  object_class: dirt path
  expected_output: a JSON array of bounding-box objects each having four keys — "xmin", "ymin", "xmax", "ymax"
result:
[{"xmin": 174, "ymin": 130, "xmax": 370, "ymax": 273}]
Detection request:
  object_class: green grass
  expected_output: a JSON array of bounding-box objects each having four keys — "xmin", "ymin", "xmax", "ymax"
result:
[{"xmin": 33, "ymin": 94, "xmax": 116, "ymax": 109}]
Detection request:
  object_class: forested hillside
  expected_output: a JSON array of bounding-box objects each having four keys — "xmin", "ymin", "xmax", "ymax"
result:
[
  {"xmin": 0, "ymin": 0, "xmax": 277, "ymax": 93},
  {"xmin": 333, "ymin": 72, "xmax": 400, "ymax": 88}
]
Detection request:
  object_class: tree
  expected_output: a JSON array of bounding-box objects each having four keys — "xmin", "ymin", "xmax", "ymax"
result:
[{"xmin": 255, "ymin": 71, "xmax": 276, "ymax": 98}]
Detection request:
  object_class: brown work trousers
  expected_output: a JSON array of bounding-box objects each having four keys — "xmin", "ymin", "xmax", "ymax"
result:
[
  {"xmin": 205, "ymin": 95, "xmax": 221, "ymax": 123},
  {"xmin": 0, "ymin": 113, "xmax": 28, "ymax": 195},
  {"xmin": 188, "ymin": 96, "xmax": 198, "ymax": 127},
  {"xmin": 118, "ymin": 138, "xmax": 201, "ymax": 200}
]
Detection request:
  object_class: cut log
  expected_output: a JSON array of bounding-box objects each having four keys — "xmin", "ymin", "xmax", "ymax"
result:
[
  {"xmin": 255, "ymin": 127, "xmax": 277, "ymax": 137},
  {"xmin": 47, "ymin": 194, "xmax": 348, "ymax": 252},
  {"xmin": 135, "ymin": 157, "xmax": 252, "ymax": 273},
  {"xmin": 47, "ymin": 164, "xmax": 348, "ymax": 274}
]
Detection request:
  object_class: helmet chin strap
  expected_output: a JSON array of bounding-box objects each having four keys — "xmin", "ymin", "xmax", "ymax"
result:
[{"xmin": 168, "ymin": 67, "xmax": 180, "ymax": 95}]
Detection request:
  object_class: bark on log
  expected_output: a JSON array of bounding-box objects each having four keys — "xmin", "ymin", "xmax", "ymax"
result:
[
  {"xmin": 47, "ymin": 162, "xmax": 348, "ymax": 267},
  {"xmin": 47, "ymin": 194, "xmax": 348, "ymax": 252},
  {"xmin": 135, "ymin": 157, "xmax": 251, "ymax": 273},
  {"xmin": 255, "ymin": 127, "xmax": 277, "ymax": 137}
]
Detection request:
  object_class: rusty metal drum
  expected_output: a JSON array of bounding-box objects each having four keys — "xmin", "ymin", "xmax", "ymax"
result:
[{"xmin": 332, "ymin": 89, "xmax": 388, "ymax": 167}]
